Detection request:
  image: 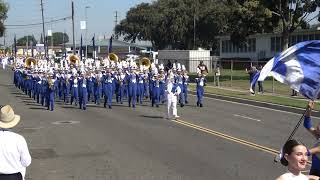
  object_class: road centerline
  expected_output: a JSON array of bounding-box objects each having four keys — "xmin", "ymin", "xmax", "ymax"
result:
[{"xmin": 233, "ymin": 114, "xmax": 261, "ymax": 122}]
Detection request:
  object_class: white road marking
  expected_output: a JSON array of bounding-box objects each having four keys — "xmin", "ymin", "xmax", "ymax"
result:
[
  {"xmin": 233, "ymin": 114, "xmax": 261, "ymax": 122},
  {"xmin": 189, "ymin": 94, "xmax": 320, "ymax": 120}
]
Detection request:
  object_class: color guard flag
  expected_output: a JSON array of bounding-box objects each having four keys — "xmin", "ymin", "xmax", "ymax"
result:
[
  {"xmin": 80, "ymin": 34, "xmax": 83, "ymax": 61},
  {"xmin": 92, "ymin": 34, "xmax": 95, "ymax": 59},
  {"xmin": 251, "ymin": 40, "xmax": 320, "ymax": 100},
  {"xmin": 108, "ymin": 36, "xmax": 113, "ymax": 53},
  {"xmin": 14, "ymin": 35, "xmax": 17, "ymax": 56}
]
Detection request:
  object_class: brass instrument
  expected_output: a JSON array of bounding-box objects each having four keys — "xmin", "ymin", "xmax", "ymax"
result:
[
  {"xmin": 139, "ymin": 57, "xmax": 151, "ymax": 70},
  {"xmin": 69, "ymin": 54, "xmax": 79, "ymax": 65},
  {"xmin": 25, "ymin": 57, "xmax": 37, "ymax": 69},
  {"xmin": 107, "ymin": 53, "xmax": 118, "ymax": 63}
]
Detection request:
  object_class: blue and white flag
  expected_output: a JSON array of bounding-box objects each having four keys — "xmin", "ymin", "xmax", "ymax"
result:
[{"xmin": 251, "ymin": 40, "xmax": 320, "ymax": 100}]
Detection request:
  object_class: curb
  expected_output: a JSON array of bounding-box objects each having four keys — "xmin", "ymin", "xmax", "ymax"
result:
[{"xmin": 189, "ymin": 90, "xmax": 320, "ymax": 117}]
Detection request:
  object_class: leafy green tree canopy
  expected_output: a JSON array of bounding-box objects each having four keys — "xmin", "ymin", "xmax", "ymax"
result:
[
  {"xmin": 0, "ymin": 0, "xmax": 8, "ymax": 37},
  {"xmin": 227, "ymin": 0, "xmax": 320, "ymax": 50},
  {"xmin": 16, "ymin": 35, "xmax": 37, "ymax": 46},
  {"xmin": 47, "ymin": 32, "xmax": 69, "ymax": 46},
  {"xmin": 115, "ymin": 0, "xmax": 227, "ymax": 50}
]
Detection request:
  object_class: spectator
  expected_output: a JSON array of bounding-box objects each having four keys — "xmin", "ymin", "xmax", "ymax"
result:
[
  {"xmin": 197, "ymin": 60, "xmax": 208, "ymax": 75},
  {"xmin": 0, "ymin": 105, "xmax": 32, "ymax": 180},
  {"xmin": 165, "ymin": 60, "xmax": 173, "ymax": 72},
  {"xmin": 303, "ymin": 101, "xmax": 320, "ymax": 177},
  {"xmin": 245, "ymin": 66, "xmax": 258, "ymax": 95},
  {"xmin": 214, "ymin": 64, "xmax": 221, "ymax": 87},
  {"xmin": 257, "ymin": 65, "xmax": 264, "ymax": 94}
]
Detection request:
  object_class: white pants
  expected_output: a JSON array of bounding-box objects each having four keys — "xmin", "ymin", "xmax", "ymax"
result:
[{"xmin": 167, "ymin": 93, "xmax": 178, "ymax": 118}]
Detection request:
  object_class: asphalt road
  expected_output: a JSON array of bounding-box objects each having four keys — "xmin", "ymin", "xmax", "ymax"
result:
[{"xmin": 0, "ymin": 67, "xmax": 317, "ymax": 180}]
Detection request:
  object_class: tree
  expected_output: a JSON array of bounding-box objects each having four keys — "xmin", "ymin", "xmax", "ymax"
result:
[
  {"xmin": 227, "ymin": 0, "xmax": 320, "ymax": 50},
  {"xmin": 16, "ymin": 35, "xmax": 37, "ymax": 46},
  {"xmin": 115, "ymin": 0, "xmax": 226, "ymax": 50},
  {"xmin": 0, "ymin": 1, "xmax": 8, "ymax": 37},
  {"xmin": 47, "ymin": 32, "xmax": 69, "ymax": 46}
]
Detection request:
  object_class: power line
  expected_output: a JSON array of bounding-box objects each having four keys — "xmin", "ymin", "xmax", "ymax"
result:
[{"xmin": 5, "ymin": 16, "xmax": 71, "ymax": 27}]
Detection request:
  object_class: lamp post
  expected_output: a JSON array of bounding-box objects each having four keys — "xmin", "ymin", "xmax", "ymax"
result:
[{"xmin": 85, "ymin": 6, "xmax": 90, "ymax": 59}]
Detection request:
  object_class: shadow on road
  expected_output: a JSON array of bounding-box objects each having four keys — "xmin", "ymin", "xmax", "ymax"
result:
[
  {"xmin": 140, "ymin": 115, "xmax": 164, "ymax": 119},
  {"xmin": 29, "ymin": 107, "xmax": 47, "ymax": 110}
]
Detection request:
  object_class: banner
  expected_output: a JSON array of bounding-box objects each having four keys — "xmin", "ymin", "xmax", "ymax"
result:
[{"xmin": 80, "ymin": 21, "xmax": 86, "ymax": 30}]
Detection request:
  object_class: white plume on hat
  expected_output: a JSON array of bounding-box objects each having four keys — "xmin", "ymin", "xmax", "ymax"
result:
[
  {"xmin": 159, "ymin": 64, "xmax": 164, "ymax": 71},
  {"xmin": 172, "ymin": 63, "xmax": 176, "ymax": 70},
  {"xmin": 182, "ymin": 65, "xmax": 186, "ymax": 71},
  {"xmin": 0, "ymin": 105, "xmax": 21, "ymax": 129},
  {"xmin": 177, "ymin": 63, "xmax": 181, "ymax": 71}
]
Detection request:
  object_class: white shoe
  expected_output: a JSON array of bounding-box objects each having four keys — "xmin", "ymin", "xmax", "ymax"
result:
[{"xmin": 174, "ymin": 115, "xmax": 180, "ymax": 119}]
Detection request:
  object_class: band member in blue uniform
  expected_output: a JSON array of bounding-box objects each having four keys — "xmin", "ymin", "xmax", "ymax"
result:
[
  {"xmin": 137, "ymin": 70, "xmax": 145, "ymax": 104},
  {"xmin": 70, "ymin": 74, "xmax": 79, "ymax": 106},
  {"xmin": 103, "ymin": 69, "xmax": 114, "ymax": 109},
  {"xmin": 46, "ymin": 76, "xmax": 55, "ymax": 111},
  {"xmin": 63, "ymin": 74, "xmax": 71, "ymax": 104},
  {"xmin": 115, "ymin": 69, "xmax": 126, "ymax": 104},
  {"xmin": 175, "ymin": 65, "xmax": 185, "ymax": 107},
  {"xmin": 78, "ymin": 74, "xmax": 88, "ymax": 110},
  {"xmin": 87, "ymin": 73, "xmax": 94, "ymax": 102},
  {"xmin": 152, "ymin": 73, "xmax": 160, "ymax": 108},
  {"xmin": 95, "ymin": 72, "xmax": 103, "ymax": 105},
  {"xmin": 127, "ymin": 68, "xmax": 138, "ymax": 108},
  {"xmin": 182, "ymin": 65, "xmax": 189, "ymax": 104},
  {"xmin": 195, "ymin": 72, "xmax": 207, "ymax": 107}
]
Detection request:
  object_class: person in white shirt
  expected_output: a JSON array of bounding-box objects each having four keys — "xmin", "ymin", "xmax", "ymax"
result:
[
  {"xmin": 276, "ymin": 139, "xmax": 319, "ymax": 180},
  {"xmin": 165, "ymin": 71, "xmax": 181, "ymax": 120},
  {"xmin": 0, "ymin": 105, "xmax": 31, "ymax": 180}
]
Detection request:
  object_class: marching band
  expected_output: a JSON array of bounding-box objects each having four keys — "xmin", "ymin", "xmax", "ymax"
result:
[{"xmin": 7, "ymin": 53, "xmax": 206, "ymax": 118}]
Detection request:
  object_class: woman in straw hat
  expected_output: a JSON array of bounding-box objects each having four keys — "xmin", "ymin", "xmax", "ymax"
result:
[{"xmin": 0, "ymin": 105, "xmax": 31, "ymax": 180}]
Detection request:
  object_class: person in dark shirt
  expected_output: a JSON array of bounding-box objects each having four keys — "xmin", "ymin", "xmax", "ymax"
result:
[
  {"xmin": 165, "ymin": 60, "xmax": 173, "ymax": 72},
  {"xmin": 245, "ymin": 66, "xmax": 258, "ymax": 95}
]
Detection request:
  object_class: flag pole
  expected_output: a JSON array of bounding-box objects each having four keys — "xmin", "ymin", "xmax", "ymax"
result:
[{"xmin": 274, "ymin": 105, "xmax": 309, "ymax": 162}]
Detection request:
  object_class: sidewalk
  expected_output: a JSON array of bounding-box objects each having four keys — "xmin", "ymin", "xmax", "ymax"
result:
[{"xmin": 205, "ymin": 84, "xmax": 308, "ymax": 102}]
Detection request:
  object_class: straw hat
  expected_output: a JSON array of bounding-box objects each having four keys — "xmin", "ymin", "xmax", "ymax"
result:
[{"xmin": 0, "ymin": 105, "xmax": 21, "ymax": 129}]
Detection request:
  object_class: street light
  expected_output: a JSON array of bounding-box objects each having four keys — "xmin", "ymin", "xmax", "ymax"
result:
[{"xmin": 85, "ymin": 6, "xmax": 90, "ymax": 59}]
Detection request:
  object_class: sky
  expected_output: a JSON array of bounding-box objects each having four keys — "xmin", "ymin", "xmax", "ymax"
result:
[{"xmin": 2, "ymin": 0, "xmax": 153, "ymax": 45}]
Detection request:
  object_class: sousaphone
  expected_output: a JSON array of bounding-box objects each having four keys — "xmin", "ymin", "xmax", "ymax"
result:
[
  {"xmin": 107, "ymin": 53, "xmax": 118, "ymax": 63},
  {"xmin": 25, "ymin": 57, "xmax": 37, "ymax": 69},
  {"xmin": 69, "ymin": 54, "xmax": 79, "ymax": 64},
  {"xmin": 139, "ymin": 57, "xmax": 151, "ymax": 70}
]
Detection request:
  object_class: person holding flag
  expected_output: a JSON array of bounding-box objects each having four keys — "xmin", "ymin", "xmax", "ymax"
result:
[
  {"xmin": 303, "ymin": 101, "xmax": 320, "ymax": 177},
  {"xmin": 252, "ymin": 40, "xmax": 320, "ymax": 177}
]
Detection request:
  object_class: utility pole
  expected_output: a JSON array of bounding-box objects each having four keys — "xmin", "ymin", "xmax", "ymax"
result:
[
  {"xmin": 193, "ymin": 14, "xmax": 196, "ymax": 50},
  {"xmin": 40, "ymin": 0, "xmax": 46, "ymax": 57},
  {"xmin": 51, "ymin": 19, "xmax": 53, "ymax": 55},
  {"xmin": 114, "ymin": 11, "xmax": 118, "ymax": 39},
  {"xmin": 26, "ymin": 35, "xmax": 29, "ymax": 56},
  {"xmin": 72, "ymin": 0, "xmax": 75, "ymax": 55},
  {"xmin": 85, "ymin": 6, "xmax": 90, "ymax": 59},
  {"xmin": 3, "ymin": 30, "xmax": 5, "ymax": 53}
]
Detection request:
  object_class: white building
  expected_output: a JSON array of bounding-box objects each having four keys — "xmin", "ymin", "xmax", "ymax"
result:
[
  {"xmin": 158, "ymin": 50, "xmax": 211, "ymax": 73},
  {"xmin": 217, "ymin": 28, "xmax": 320, "ymax": 61}
]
